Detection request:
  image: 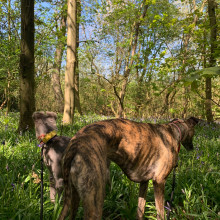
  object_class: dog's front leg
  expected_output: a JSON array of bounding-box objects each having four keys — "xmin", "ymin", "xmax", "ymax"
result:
[
  {"xmin": 50, "ymin": 156, "xmax": 64, "ymax": 198},
  {"xmin": 153, "ymin": 180, "xmax": 165, "ymax": 220},
  {"xmin": 49, "ymin": 174, "xmax": 56, "ymax": 203},
  {"xmin": 136, "ymin": 181, "xmax": 149, "ymax": 220}
]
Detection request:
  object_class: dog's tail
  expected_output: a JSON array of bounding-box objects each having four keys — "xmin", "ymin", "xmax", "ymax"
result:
[
  {"xmin": 59, "ymin": 140, "xmax": 80, "ymax": 220},
  {"xmin": 62, "ymin": 139, "xmax": 80, "ymax": 187}
]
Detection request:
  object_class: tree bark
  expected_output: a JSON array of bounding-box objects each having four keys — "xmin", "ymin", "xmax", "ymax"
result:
[
  {"xmin": 19, "ymin": 0, "xmax": 35, "ymax": 131},
  {"xmin": 63, "ymin": 0, "xmax": 77, "ymax": 124},
  {"xmin": 6, "ymin": 0, "xmax": 11, "ymax": 114},
  {"xmin": 74, "ymin": 0, "xmax": 82, "ymax": 115},
  {"xmin": 206, "ymin": 0, "xmax": 217, "ymax": 122},
  {"xmin": 205, "ymin": 78, "xmax": 213, "ymax": 121},
  {"xmin": 51, "ymin": 15, "xmax": 66, "ymax": 113}
]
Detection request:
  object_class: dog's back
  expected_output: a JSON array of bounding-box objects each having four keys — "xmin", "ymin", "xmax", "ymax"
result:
[{"xmin": 71, "ymin": 118, "xmax": 177, "ymax": 182}]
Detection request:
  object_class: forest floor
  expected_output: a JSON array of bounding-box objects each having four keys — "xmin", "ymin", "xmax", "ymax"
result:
[{"xmin": 0, "ymin": 112, "xmax": 219, "ymax": 219}]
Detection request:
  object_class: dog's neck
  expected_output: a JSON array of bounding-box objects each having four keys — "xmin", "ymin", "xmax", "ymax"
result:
[
  {"xmin": 169, "ymin": 120, "xmax": 188, "ymax": 152},
  {"xmin": 38, "ymin": 130, "xmax": 57, "ymax": 145}
]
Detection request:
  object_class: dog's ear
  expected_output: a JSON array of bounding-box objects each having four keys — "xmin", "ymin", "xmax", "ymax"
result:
[
  {"xmin": 32, "ymin": 111, "xmax": 45, "ymax": 120},
  {"xmin": 187, "ymin": 117, "xmax": 200, "ymax": 126},
  {"xmin": 46, "ymin": 111, "xmax": 57, "ymax": 120},
  {"xmin": 170, "ymin": 118, "xmax": 179, "ymax": 123}
]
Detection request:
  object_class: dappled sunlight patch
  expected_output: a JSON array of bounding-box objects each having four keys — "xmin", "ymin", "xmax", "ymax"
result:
[{"xmin": 32, "ymin": 171, "xmax": 41, "ymax": 184}]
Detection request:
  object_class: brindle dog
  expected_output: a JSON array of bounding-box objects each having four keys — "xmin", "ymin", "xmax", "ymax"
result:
[
  {"xmin": 32, "ymin": 111, "xmax": 71, "ymax": 202},
  {"xmin": 59, "ymin": 117, "xmax": 199, "ymax": 220}
]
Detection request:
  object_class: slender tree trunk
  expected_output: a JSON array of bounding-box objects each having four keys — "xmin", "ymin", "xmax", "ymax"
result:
[
  {"xmin": 51, "ymin": 47, "xmax": 64, "ymax": 113},
  {"xmin": 117, "ymin": 2, "xmax": 149, "ymax": 117},
  {"xmin": 205, "ymin": 78, "xmax": 213, "ymax": 121},
  {"xmin": 206, "ymin": 0, "xmax": 217, "ymax": 122},
  {"xmin": 180, "ymin": 1, "xmax": 206, "ymax": 118},
  {"xmin": 51, "ymin": 15, "xmax": 66, "ymax": 113},
  {"xmin": 181, "ymin": 32, "xmax": 190, "ymax": 117},
  {"xmin": 19, "ymin": 0, "xmax": 35, "ymax": 131},
  {"xmin": 6, "ymin": 0, "xmax": 11, "ymax": 114},
  {"xmin": 63, "ymin": 0, "xmax": 77, "ymax": 124},
  {"xmin": 74, "ymin": 0, "xmax": 82, "ymax": 115},
  {"xmin": 182, "ymin": 87, "xmax": 189, "ymax": 118}
]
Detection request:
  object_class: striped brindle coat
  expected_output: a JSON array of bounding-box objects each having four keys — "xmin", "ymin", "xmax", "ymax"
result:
[{"xmin": 59, "ymin": 117, "xmax": 199, "ymax": 220}]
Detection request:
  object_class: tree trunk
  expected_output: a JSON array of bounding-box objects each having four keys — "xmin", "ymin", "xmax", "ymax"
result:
[
  {"xmin": 205, "ymin": 78, "xmax": 213, "ymax": 122},
  {"xmin": 19, "ymin": 0, "xmax": 35, "ymax": 131},
  {"xmin": 51, "ymin": 15, "xmax": 66, "ymax": 113},
  {"xmin": 74, "ymin": 0, "xmax": 82, "ymax": 115},
  {"xmin": 6, "ymin": 0, "xmax": 11, "ymax": 114},
  {"xmin": 63, "ymin": 0, "xmax": 77, "ymax": 124},
  {"xmin": 117, "ymin": 2, "xmax": 149, "ymax": 117},
  {"xmin": 206, "ymin": 0, "xmax": 217, "ymax": 122}
]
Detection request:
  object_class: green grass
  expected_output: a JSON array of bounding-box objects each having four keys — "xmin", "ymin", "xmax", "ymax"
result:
[{"xmin": 0, "ymin": 111, "xmax": 219, "ymax": 219}]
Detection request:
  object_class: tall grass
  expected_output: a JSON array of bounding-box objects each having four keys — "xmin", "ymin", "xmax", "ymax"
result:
[{"xmin": 0, "ymin": 111, "xmax": 219, "ymax": 219}]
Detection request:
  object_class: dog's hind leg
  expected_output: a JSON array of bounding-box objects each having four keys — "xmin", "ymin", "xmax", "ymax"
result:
[
  {"xmin": 153, "ymin": 180, "xmax": 165, "ymax": 220},
  {"xmin": 58, "ymin": 185, "xmax": 71, "ymax": 220},
  {"xmin": 70, "ymin": 153, "xmax": 106, "ymax": 220},
  {"xmin": 136, "ymin": 181, "xmax": 149, "ymax": 220},
  {"xmin": 70, "ymin": 185, "xmax": 80, "ymax": 219},
  {"xmin": 106, "ymin": 159, "xmax": 111, "ymax": 186},
  {"xmin": 80, "ymin": 169, "xmax": 106, "ymax": 220},
  {"xmin": 82, "ymin": 189, "xmax": 104, "ymax": 220}
]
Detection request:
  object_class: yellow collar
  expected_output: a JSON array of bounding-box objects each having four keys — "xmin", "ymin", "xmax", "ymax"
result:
[{"xmin": 42, "ymin": 130, "xmax": 57, "ymax": 144}]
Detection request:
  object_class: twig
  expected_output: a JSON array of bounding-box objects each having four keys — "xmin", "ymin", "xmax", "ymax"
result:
[
  {"xmin": 195, "ymin": 90, "xmax": 220, "ymax": 107},
  {"xmin": 0, "ymin": 100, "xmax": 6, "ymax": 110}
]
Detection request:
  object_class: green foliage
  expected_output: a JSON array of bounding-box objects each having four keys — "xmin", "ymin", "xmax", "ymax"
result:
[
  {"xmin": 78, "ymin": 0, "xmax": 220, "ymax": 119},
  {"xmin": 0, "ymin": 1, "xmax": 20, "ymax": 110},
  {"xmin": 1, "ymin": 0, "xmax": 219, "ymax": 120},
  {"xmin": 183, "ymin": 67, "xmax": 220, "ymax": 88},
  {"xmin": 167, "ymin": 122, "xmax": 220, "ymax": 219},
  {"xmin": 1, "ymin": 112, "xmax": 220, "ymax": 219}
]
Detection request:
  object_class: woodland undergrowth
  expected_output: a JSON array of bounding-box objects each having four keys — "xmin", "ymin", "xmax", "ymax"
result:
[{"xmin": 0, "ymin": 112, "xmax": 219, "ymax": 219}]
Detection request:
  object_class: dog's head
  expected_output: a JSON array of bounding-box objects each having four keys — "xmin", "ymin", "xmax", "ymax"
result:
[
  {"xmin": 32, "ymin": 111, "xmax": 57, "ymax": 138},
  {"xmin": 181, "ymin": 117, "xmax": 200, "ymax": 151}
]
